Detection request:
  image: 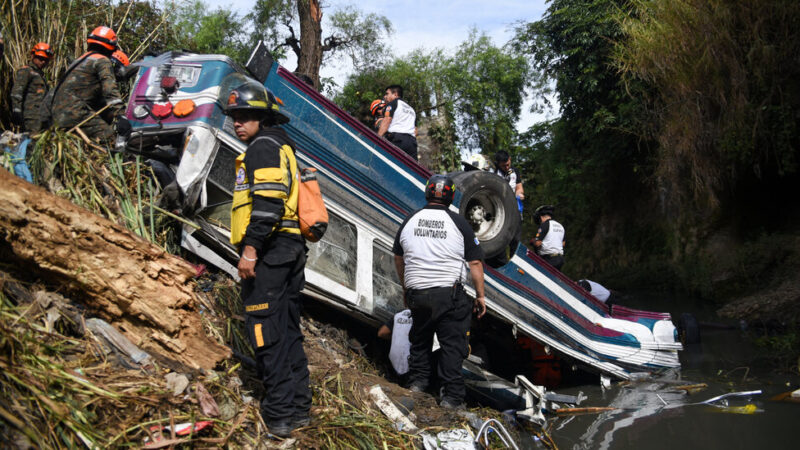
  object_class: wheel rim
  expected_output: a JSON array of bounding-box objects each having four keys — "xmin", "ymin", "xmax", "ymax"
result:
[{"xmin": 465, "ymin": 191, "xmax": 506, "ymax": 243}]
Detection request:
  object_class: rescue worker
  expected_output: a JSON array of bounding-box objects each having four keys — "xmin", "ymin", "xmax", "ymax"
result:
[
  {"xmin": 493, "ymin": 150, "xmax": 524, "ymax": 202},
  {"xmin": 393, "ymin": 174, "xmax": 486, "ymax": 409},
  {"xmin": 378, "ymin": 84, "xmax": 418, "ymax": 159},
  {"xmin": 530, "ymin": 205, "xmax": 565, "ymax": 271},
  {"xmin": 225, "ymin": 80, "xmax": 311, "ymax": 438},
  {"xmin": 110, "ymin": 50, "xmax": 130, "ymax": 81},
  {"xmin": 377, "ymin": 309, "xmax": 413, "ymax": 382},
  {"xmin": 11, "ymin": 42, "xmax": 52, "ymax": 132},
  {"xmin": 51, "ymin": 26, "xmax": 123, "ymax": 142},
  {"xmin": 370, "ymin": 98, "xmax": 387, "ymax": 131}
]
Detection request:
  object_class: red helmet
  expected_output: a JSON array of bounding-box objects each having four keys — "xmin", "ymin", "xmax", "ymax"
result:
[
  {"xmin": 87, "ymin": 26, "xmax": 117, "ymax": 51},
  {"xmin": 31, "ymin": 42, "xmax": 53, "ymax": 59},
  {"xmin": 370, "ymin": 99, "xmax": 386, "ymax": 116},
  {"xmin": 111, "ymin": 50, "xmax": 129, "ymax": 66}
]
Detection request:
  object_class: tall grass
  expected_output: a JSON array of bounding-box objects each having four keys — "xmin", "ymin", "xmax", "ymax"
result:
[{"xmin": 614, "ymin": 0, "xmax": 800, "ymax": 219}]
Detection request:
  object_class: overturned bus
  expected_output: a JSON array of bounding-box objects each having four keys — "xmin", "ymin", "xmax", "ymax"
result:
[{"xmin": 117, "ymin": 45, "xmax": 681, "ymax": 396}]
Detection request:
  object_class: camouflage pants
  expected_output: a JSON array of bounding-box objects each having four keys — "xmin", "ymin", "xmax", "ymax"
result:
[
  {"xmin": 23, "ymin": 118, "xmax": 40, "ymax": 133},
  {"xmin": 73, "ymin": 116, "xmax": 115, "ymax": 142}
]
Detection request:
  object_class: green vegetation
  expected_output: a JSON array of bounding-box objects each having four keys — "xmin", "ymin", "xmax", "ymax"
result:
[
  {"xmin": 511, "ymin": 0, "xmax": 800, "ymax": 302},
  {"xmin": 2, "ymin": 0, "xmax": 798, "ymax": 304},
  {"xmin": 334, "ymin": 30, "xmax": 530, "ymax": 174}
]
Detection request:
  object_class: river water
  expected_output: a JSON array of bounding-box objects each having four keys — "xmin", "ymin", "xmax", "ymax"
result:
[{"xmin": 535, "ymin": 293, "xmax": 799, "ymax": 450}]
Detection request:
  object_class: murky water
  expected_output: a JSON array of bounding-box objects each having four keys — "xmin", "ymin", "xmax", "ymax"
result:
[{"xmin": 536, "ymin": 293, "xmax": 799, "ymax": 450}]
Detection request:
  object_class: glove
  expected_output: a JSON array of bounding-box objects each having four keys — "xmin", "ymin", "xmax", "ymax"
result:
[{"xmin": 11, "ymin": 109, "xmax": 23, "ymax": 125}]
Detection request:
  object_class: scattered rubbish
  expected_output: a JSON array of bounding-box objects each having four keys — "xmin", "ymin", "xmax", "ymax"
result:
[
  {"xmin": 142, "ymin": 420, "xmax": 213, "ymax": 447},
  {"xmin": 422, "ymin": 429, "xmax": 477, "ymax": 450},
  {"xmin": 368, "ymin": 384, "xmax": 419, "ymax": 433},
  {"xmin": 0, "ymin": 132, "xmax": 33, "ymax": 182},
  {"xmin": 85, "ymin": 318, "xmax": 153, "ymax": 367},
  {"xmin": 165, "ymin": 372, "xmax": 190, "ymax": 396},
  {"xmin": 544, "ymin": 391, "xmax": 586, "ymax": 405},
  {"xmin": 769, "ymin": 389, "xmax": 800, "ymax": 403},
  {"xmin": 671, "ymin": 383, "xmax": 708, "ymax": 395},
  {"xmin": 710, "ymin": 404, "xmax": 762, "ymax": 414},
  {"xmin": 697, "ymin": 390, "xmax": 762, "ymax": 405},
  {"xmin": 553, "ymin": 407, "xmax": 617, "ymax": 416},
  {"xmin": 195, "ymin": 381, "xmax": 220, "ymax": 417},
  {"xmin": 474, "ymin": 418, "xmax": 520, "ymax": 450}
]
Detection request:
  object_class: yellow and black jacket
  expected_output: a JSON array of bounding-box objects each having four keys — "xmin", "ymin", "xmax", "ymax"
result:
[{"xmin": 230, "ymin": 128, "xmax": 302, "ymax": 250}]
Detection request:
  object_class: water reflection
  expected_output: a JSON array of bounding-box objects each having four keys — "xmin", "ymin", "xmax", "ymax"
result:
[{"xmin": 540, "ymin": 326, "xmax": 795, "ymax": 449}]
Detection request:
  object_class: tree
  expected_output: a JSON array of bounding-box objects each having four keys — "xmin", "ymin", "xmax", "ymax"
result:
[
  {"xmin": 172, "ymin": 0, "xmax": 248, "ymax": 61},
  {"xmin": 512, "ymin": 0, "xmax": 659, "ymax": 275},
  {"xmin": 443, "ymin": 30, "xmax": 529, "ymax": 155},
  {"xmin": 334, "ymin": 31, "xmax": 528, "ymax": 172},
  {"xmin": 249, "ymin": 0, "xmax": 392, "ymax": 89}
]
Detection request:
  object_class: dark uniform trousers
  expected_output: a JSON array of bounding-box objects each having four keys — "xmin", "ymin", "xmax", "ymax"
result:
[
  {"xmin": 241, "ymin": 236, "xmax": 311, "ymax": 421},
  {"xmin": 387, "ymin": 132, "xmax": 418, "ymax": 160},
  {"xmin": 407, "ymin": 284, "xmax": 471, "ymax": 403},
  {"xmin": 541, "ymin": 254, "xmax": 564, "ymax": 271}
]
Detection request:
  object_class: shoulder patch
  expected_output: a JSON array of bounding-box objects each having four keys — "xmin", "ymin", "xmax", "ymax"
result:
[
  {"xmin": 474, "ymin": 237, "xmax": 480, "ymax": 245},
  {"xmin": 236, "ymin": 167, "xmax": 246, "ymax": 184}
]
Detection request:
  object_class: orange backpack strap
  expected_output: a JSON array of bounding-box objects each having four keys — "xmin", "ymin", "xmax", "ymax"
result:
[{"xmin": 298, "ymin": 167, "xmax": 328, "ymax": 242}]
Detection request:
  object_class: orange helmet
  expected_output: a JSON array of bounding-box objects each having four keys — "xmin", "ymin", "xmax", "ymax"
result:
[
  {"xmin": 31, "ymin": 42, "xmax": 53, "ymax": 59},
  {"xmin": 370, "ymin": 99, "xmax": 386, "ymax": 116},
  {"xmin": 87, "ymin": 26, "xmax": 117, "ymax": 51},
  {"xmin": 111, "ymin": 50, "xmax": 129, "ymax": 66}
]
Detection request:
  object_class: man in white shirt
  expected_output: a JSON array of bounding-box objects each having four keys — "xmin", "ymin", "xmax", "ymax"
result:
[
  {"xmin": 578, "ymin": 279, "xmax": 612, "ymax": 303},
  {"xmin": 393, "ymin": 174, "xmax": 486, "ymax": 409},
  {"xmin": 530, "ymin": 205, "xmax": 565, "ymax": 271},
  {"xmin": 378, "ymin": 84, "xmax": 417, "ymax": 160}
]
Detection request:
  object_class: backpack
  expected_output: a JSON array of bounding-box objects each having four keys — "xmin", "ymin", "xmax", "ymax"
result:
[{"xmin": 297, "ymin": 167, "xmax": 328, "ymax": 242}]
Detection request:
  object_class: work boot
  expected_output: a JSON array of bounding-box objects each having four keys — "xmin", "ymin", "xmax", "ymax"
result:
[
  {"xmin": 439, "ymin": 398, "xmax": 465, "ymax": 410},
  {"xmin": 408, "ymin": 383, "xmax": 426, "ymax": 393},
  {"xmin": 265, "ymin": 417, "xmax": 294, "ymax": 438},
  {"xmin": 291, "ymin": 413, "xmax": 311, "ymax": 428}
]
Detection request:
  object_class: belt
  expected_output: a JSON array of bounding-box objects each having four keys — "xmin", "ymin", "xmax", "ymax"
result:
[
  {"xmin": 408, "ymin": 285, "xmax": 452, "ymax": 295},
  {"xmin": 540, "ymin": 252, "xmax": 563, "ymax": 257}
]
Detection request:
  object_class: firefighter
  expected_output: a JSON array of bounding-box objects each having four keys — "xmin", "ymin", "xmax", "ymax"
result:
[
  {"xmin": 392, "ymin": 174, "xmax": 486, "ymax": 409},
  {"xmin": 225, "ymin": 80, "xmax": 311, "ymax": 438},
  {"xmin": 51, "ymin": 26, "xmax": 123, "ymax": 142},
  {"xmin": 11, "ymin": 42, "xmax": 52, "ymax": 132}
]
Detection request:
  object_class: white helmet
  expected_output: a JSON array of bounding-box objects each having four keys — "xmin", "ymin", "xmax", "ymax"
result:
[{"xmin": 468, "ymin": 153, "xmax": 491, "ymax": 171}]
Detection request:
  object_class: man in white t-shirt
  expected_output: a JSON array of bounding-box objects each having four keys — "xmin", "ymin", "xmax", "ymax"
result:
[
  {"xmin": 378, "ymin": 84, "xmax": 417, "ymax": 160},
  {"xmin": 392, "ymin": 174, "xmax": 486, "ymax": 409},
  {"xmin": 578, "ymin": 279, "xmax": 611, "ymax": 303},
  {"xmin": 530, "ymin": 205, "xmax": 565, "ymax": 271}
]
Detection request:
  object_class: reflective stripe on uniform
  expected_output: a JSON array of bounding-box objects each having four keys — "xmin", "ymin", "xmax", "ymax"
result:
[
  {"xmin": 254, "ymin": 323, "xmax": 264, "ymax": 347},
  {"xmin": 251, "ymin": 210, "xmax": 281, "ymax": 221},
  {"xmin": 251, "ymin": 182, "xmax": 288, "ymax": 193}
]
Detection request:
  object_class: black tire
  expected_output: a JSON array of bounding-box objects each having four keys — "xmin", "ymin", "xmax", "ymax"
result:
[
  {"xmin": 451, "ymin": 171, "xmax": 520, "ymax": 261},
  {"xmin": 678, "ymin": 313, "xmax": 701, "ymax": 344}
]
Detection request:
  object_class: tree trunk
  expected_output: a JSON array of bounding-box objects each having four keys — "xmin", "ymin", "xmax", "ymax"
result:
[
  {"xmin": 296, "ymin": 0, "xmax": 323, "ymax": 90},
  {"xmin": 0, "ymin": 168, "xmax": 230, "ymax": 371}
]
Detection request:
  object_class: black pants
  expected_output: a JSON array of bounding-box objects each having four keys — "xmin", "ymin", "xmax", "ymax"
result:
[
  {"xmin": 407, "ymin": 285, "xmax": 472, "ymax": 403},
  {"xmin": 542, "ymin": 254, "xmax": 564, "ymax": 271},
  {"xmin": 241, "ymin": 237, "xmax": 311, "ymax": 421},
  {"xmin": 388, "ymin": 132, "xmax": 418, "ymax": 160}
]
